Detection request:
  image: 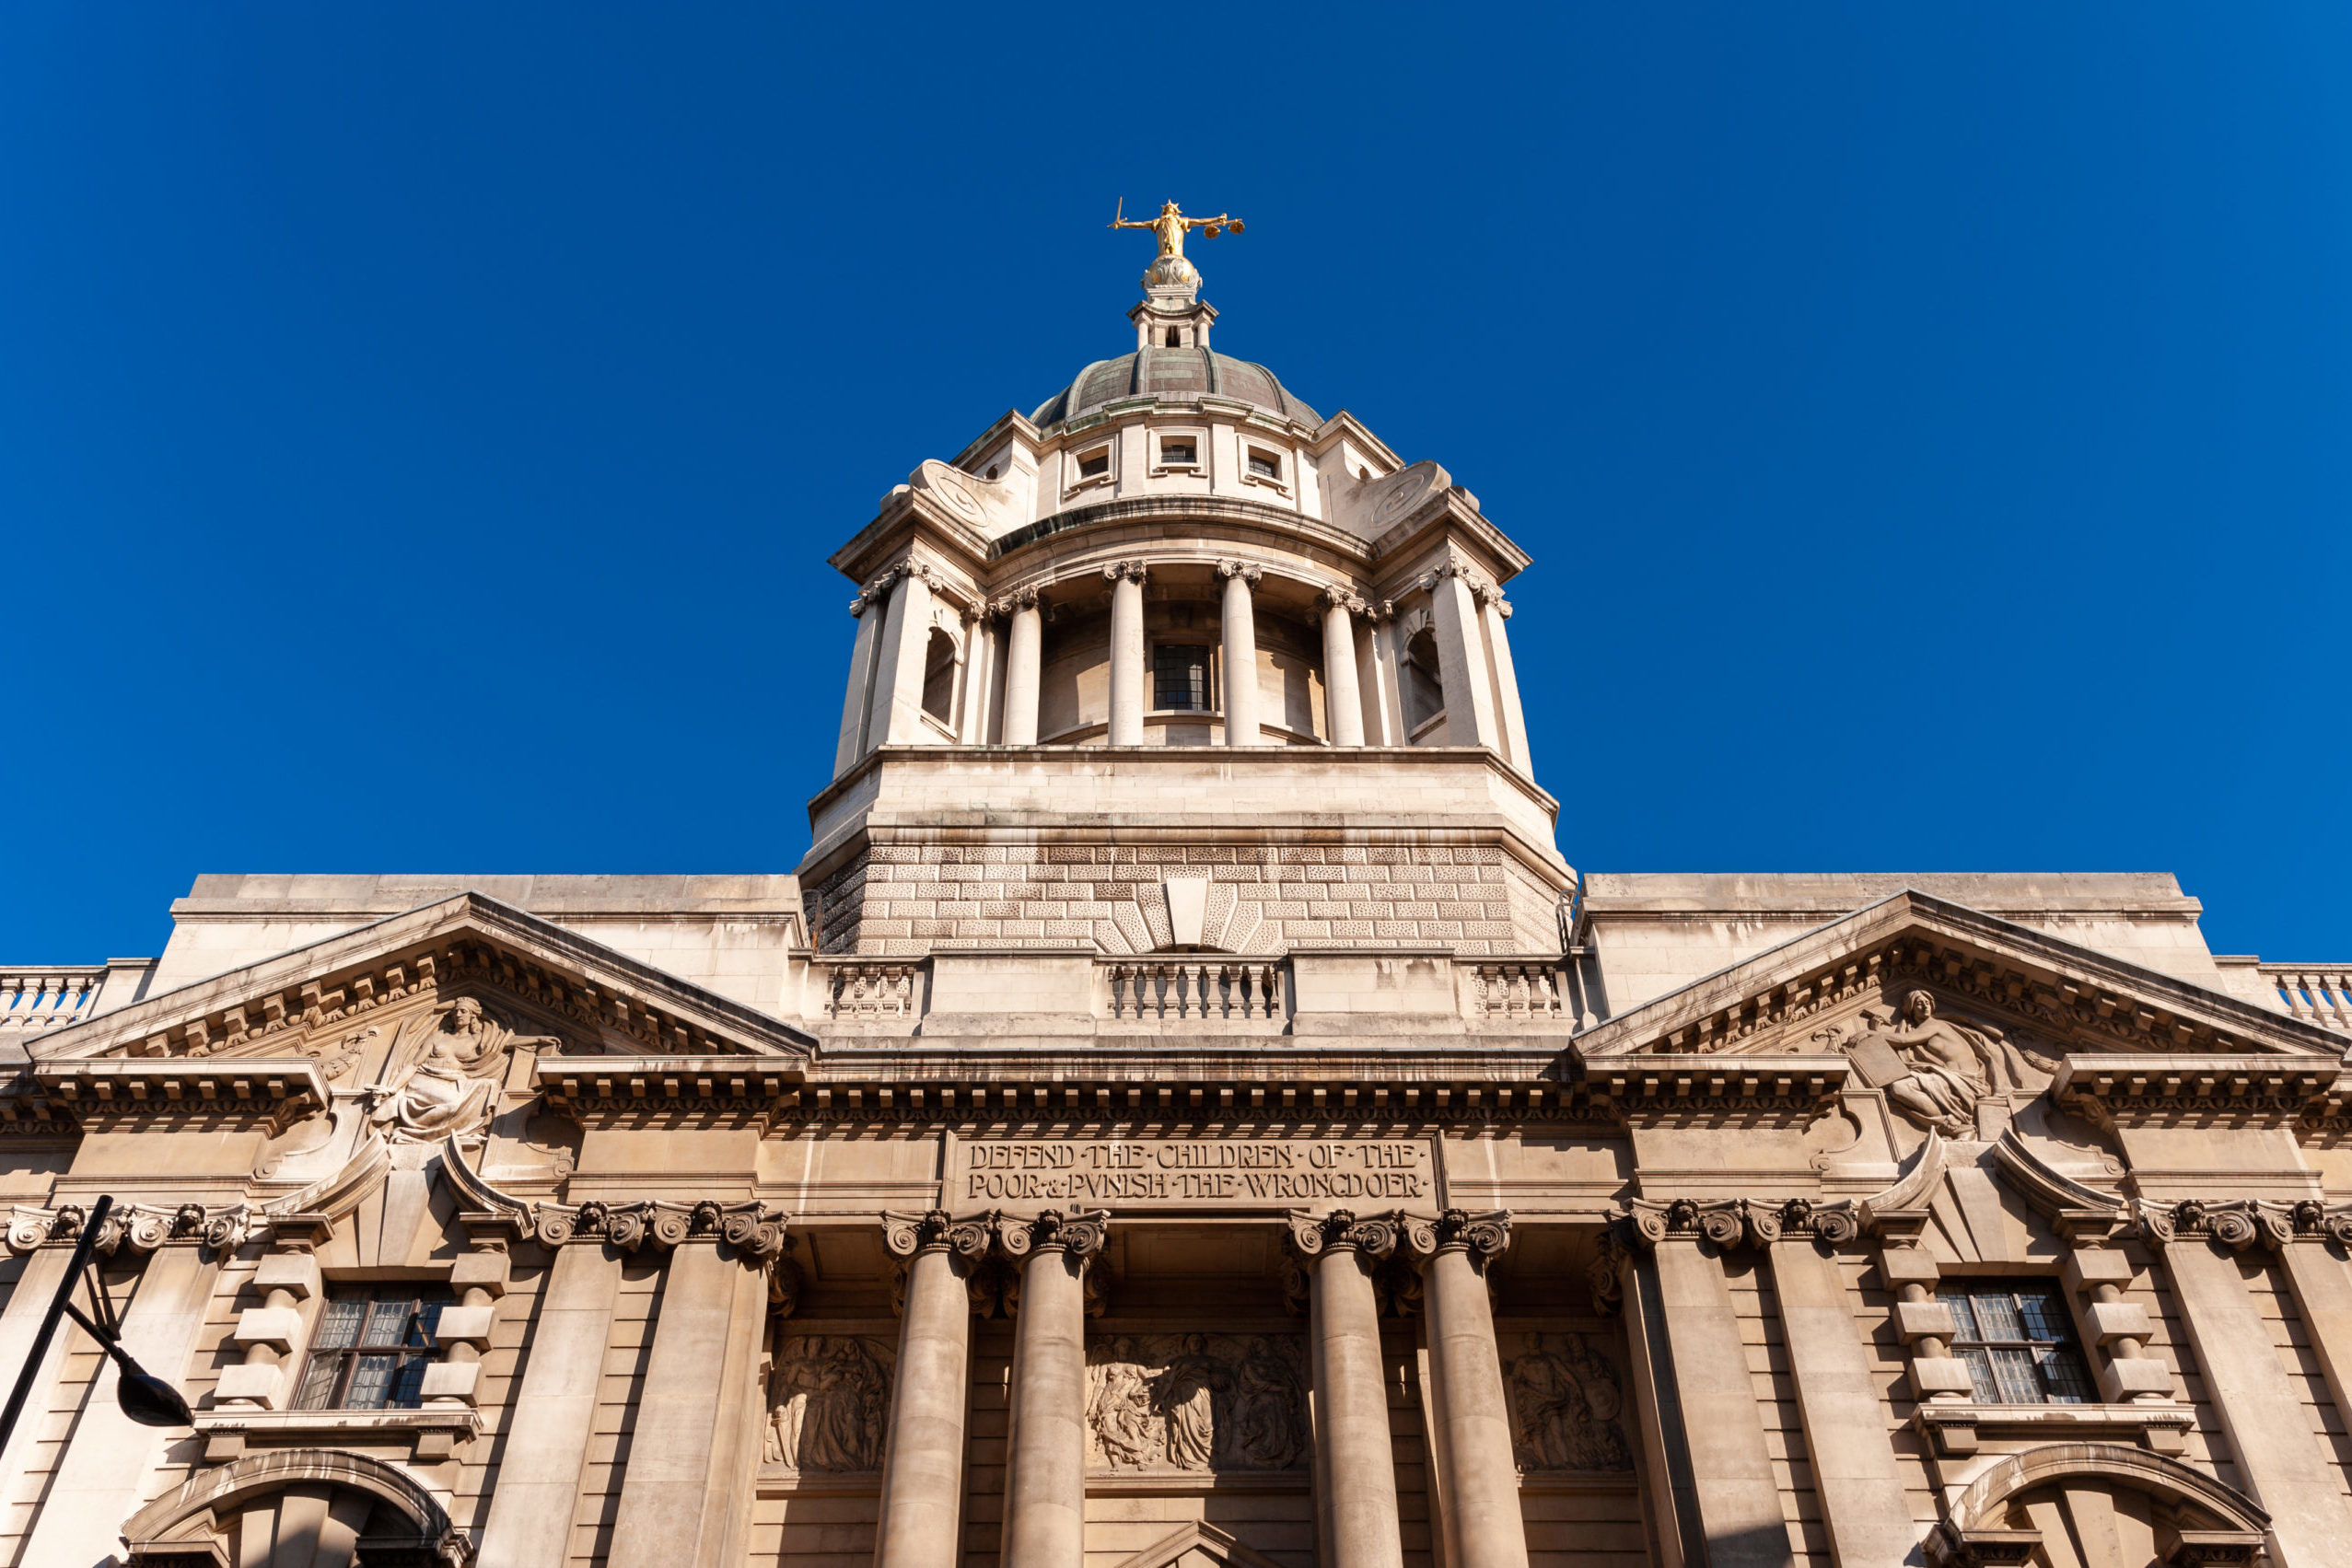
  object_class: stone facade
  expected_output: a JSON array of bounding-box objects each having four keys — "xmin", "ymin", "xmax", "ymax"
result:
[{"xmin": 1, "ymin": 243, "xmax": 2349, "ymax": 1568}]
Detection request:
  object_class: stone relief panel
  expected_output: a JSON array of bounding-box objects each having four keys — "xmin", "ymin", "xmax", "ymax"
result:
[
  {"xmin": 766, "ymin": 1335, "xmax": 895, "ymax": 1473},
  {"xmin": 1503, "ymin": 1331, "xmax": 1633, "ymax": 1473},
  {"xmin": 1808, "ymin": 989, "xmax": 2052, "ymax": 1137},
  {"xmin": 1086, "ymin": 1333, "xmax": 1310, "ymax": 1473},
  {"xmin": 366, "ymin": 996, "xmax": 553, "ymax": 1144}
]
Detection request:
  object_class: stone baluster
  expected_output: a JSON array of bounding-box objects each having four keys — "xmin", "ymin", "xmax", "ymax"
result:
[
  {"xmin": 873, "ymin": 1211, "xmax": 995, "ymax": 1568},
  {"xmin": 1403, "ymin": 1210, "xmax": 1529, "ymax": 1568},
  {"xmin": 1218, "ymin": 561, "xmax": 1264, "ymax": 746},
  {"xmin": 999, "ymin": 1208, "xmax": 1110, "ymax": 1568},
  {"xmin": 1319, "ymin": 587, "xmax": 1367, "ymax": 746},
  {"xmin": 1105, "ymin": 562, "xmax": 1148, "ymax": 745},
  {"xmin": 1473, "ymin": 583, "xmax": 1532, "ymax": 774},
  {"xmin": 1287, "ymin": 1210, "xmax": 1408, "ymax": 1568},
  {"xmin": 1000, "ymin": 587, "xmax": 1043, "ymax": 746}
]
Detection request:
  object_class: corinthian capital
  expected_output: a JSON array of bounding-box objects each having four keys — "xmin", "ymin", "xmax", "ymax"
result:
[
  {"xmin": 1102, "ymin": 560, "xmax": 1149, "ymax": 586},
  {"xmin": 1217, "ymin": 559, "xmax": 1263, "ymax": 586}
]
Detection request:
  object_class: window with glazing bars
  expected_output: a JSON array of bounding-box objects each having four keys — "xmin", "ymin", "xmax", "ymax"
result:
[
  {"xmin": 1938, "ymin": 1282, "xmax": 2094, "ymax": 1404},
  {"xmin": 294, "ymin": 1288, "xmax": 449, "ymax": 1411},
  {"xmin": 1153, "ymin": 645, "xmax": 1210, "ymax": 711}
]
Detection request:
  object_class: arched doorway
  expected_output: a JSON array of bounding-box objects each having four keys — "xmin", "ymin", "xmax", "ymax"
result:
[
  {"xmin": 1926, "ymin": 1443, "xmax": 2267, "ymax": 1567},
  {"xmin": 120, "ymin": 1449, "xmax": 469, "ymax": 1566}
]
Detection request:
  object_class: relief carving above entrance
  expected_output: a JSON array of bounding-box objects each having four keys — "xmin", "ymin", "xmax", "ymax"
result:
[
  {"xmin": 1504, "ymin": 1331, "xmax": 1633, "ymax": 1473},
  {"xmin": 1086, "ymin": 1333, "xmax": 1310, "ymax": 1474},
  {"xmin": 766, "ymin": 1335, "xmax": 895, "ymax": 1473}
]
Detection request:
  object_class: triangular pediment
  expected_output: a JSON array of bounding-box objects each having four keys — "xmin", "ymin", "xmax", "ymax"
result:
[
  {"xmin": 1574, "ymin": 889, "xmax": 2340, "ymax": 1066},
  {"xmin": 1109, "ymin": 1521, "xmax": 1291, "ymax": 1568},
  {"xmin": 30, "ymin": 891, "xmax": 816, "ymax": 1068}
]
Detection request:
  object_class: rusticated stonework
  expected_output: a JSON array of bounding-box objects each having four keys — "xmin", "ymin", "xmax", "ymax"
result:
[{"xmin": 808, "ymin": 842, "xmax": 1557, "ymax": 957}]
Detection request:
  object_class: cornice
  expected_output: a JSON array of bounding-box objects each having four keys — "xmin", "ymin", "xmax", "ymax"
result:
[
  {"xmin": 988, "ymin": 494, "xmax": 1375, "ymax": 570},
  {"xmin": 2051, "ymin": 1053, "xmax": 2350, "ymax": 1132},
  {"xmin": 1573, "ymin": 889, "xmax": 2343, "ymax": 1065},
  {"xmin": 1576, "ymin": 1053, "xmax": 1851, "ymax": 1129},
  {"xmin": 31, "ymin": 1058, "xmax": 328, "ymax": 1134},
  {"xmin": 33, "ymin": 892, "xmax": 817, "ymax": 1065}
]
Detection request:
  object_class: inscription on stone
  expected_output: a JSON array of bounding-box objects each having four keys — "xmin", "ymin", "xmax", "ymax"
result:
[{"xmin": 954, "ymin": 1137, "xmax": 1432, "ymax": 1207}]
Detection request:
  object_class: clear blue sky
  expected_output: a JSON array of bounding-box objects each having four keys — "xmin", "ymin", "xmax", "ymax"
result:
[{"xmin": 3, "ymin": 6, "xmax": 2346, "ymax": 964}]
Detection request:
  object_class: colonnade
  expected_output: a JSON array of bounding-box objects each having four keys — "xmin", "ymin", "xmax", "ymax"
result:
[
  {"xmin": 873, "ymin": 1205, "xmax": 1530, "ymax": 1568},
  {"xmin": 836, "ymin": 552, "xmax": 1534, "ymax": 766}
]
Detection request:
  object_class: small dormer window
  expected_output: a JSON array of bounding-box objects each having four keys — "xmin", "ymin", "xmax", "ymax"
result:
[
  {"xmin": 1160, "ymin": 438, "xmax": 1196, "ymax": 467},
  {"xmin": 1077, "ymin": 447, "xmax": 1111, "ymax": 481},
  {"xmin": 1247, "ymin": 448, "xmax": 1281, "ymax": 481}
]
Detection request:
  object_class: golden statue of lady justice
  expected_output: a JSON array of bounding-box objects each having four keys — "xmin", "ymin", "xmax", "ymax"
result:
[{"xmin": 1110, "ymin": 199, "xmax": 1243, "ymax": 290}]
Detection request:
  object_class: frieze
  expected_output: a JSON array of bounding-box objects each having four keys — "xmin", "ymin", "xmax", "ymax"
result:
[{"xmin": 954, "ymin": 1136, "xmax": 1432, "ymax": 1209}]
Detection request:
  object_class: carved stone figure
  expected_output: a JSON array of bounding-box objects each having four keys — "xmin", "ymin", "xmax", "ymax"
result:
[
  {"xmin": 1085, "ymin": 1333, "xmax": 1307, "ymax": 1473},
  {"xmin": 363, "ymin": 998, "xmax": 553, "ymax": 1143},
  {"xmin": 767, "ymin": 1336, "xmax": 892, "ymax": 1472},
  {"xmin": 1505, "ymin": 1332, "xmax": 1633, "ymax": 1473},
  {"xmin": 1820, "ymin": 990, "xmax": 2043, "ymax": 1135}
]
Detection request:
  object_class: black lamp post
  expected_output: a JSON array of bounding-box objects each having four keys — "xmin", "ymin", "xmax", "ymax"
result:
[{"xmin": 0, "ymin": 1194, "xmax": 194, "ymax": 1454}]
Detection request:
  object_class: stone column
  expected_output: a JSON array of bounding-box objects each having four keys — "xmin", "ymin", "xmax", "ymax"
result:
[
  {"xmin": 1356, "ymin": 600, "xmax": 1402, "ymax": 745},
  {"xmin": 1764, "ymin": 1205, "xmax": 1916, "ymax": 1568},
  {"xmin": 958, "ymin": 606, "xmax": 995, "ymax": 743},
  {"xmin": 864, "ymin": 562, "xmax": 938, "ymax": 750},
  {"xmin": 24, "ymin": 1230, "xmax": 221, "ymax": 1568},
  {"xmin": 874, "ymin": 1212, "xmax": 994, "ymax": 1568},
  {"xmin": 609, "ymin": 1209, "xmax": 787, "ymax": 1568},
  {"xmin": 1474, "ymin": 584, "xmax": 1533, "ymax": 774},
  {"xmin": 2160, "ymin": 1220, "xmax": 2352, "ymax": 1568},
  {"xmin": 1619, "ymin": 1207, "xmax": 1796, "ymax": 1568},
  {"xmin": 1404, "ymin": 1211, "xmax": 1529, "ymax": 1568},
  {"xmin": 1000, "ymin": 587, "xmax": 1043, "ymax": 746},
  {"xmin": 1425, "ymin": 563, "xmax": 1501, "ymax": 749},
  {"xmin": 835, "ymin": 573, "xmax": 892, "ymax": 776},
  {"xmin": 479, "ymin": 1230, "xmax": 625, "ymax": 1568},
  {"xmin": 1105, "ymin": 562, "xmax": 1147, "ymax": 745},
  {"xmin": 999, "ymin": 1209, "xmax": 1109, "ymax": 1568},
  {"xmin": 1288, "ymin": 1210, "xmax": 1407, "ymax": 1568},
  {"xmin": 1319, "ymin": 587, "xmax": 1367, "ymax": 747},
  {"xmin": 1218, "ymin": 561, "xmax": 1264, "ymax": 747}
]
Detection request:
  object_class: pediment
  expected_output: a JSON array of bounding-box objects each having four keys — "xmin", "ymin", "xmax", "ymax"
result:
[
  {"xmin": 1574, "ymin": 889, "xmax": 2340, "ymax": 1069},
  {"xmin": 1108, "ymin": 1521, "xmax": 1290, "ymax": 1568},
  {"xmin": 30, "ymin": 891, "xmax": 816, "ymax": 1072}
]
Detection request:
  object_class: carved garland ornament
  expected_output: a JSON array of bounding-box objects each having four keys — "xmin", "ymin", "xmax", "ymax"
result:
[
  {"xmin": 2135, "ymin": 1196, "xmax": 2352, "ymax": 1252},
  {"xmin": 5, "ymin": 1201, "xmax": 253, "ymax": 1258},
  {"xmin": 1614, "ymin": 1195, "xmax": 1861, "ymax": 1253}
]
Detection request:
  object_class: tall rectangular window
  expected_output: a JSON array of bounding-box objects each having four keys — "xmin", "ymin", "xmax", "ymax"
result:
[
  {"xmin": 1938, "ymin": 1282, "xmax": 2094, "ymax": 1404},
  {"xmin": 295, "ymin": 1288, "xmax": 449, "ymax": 1411},
  {"xmin": 1152, "ymin": 644, "xmax": 1210, "ymax": 711}
]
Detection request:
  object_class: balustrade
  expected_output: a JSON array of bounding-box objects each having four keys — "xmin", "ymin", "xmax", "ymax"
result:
[
  {"xmin": 1100, "ymin": 958, "xmax": 1285, "ymax": 1021},
  {"xmin": 0, "ymin": 969, "xmax": 106, "ymax": 1036},
  {"xmin": 816, "ymin": 959, "xmax": 924, "ymax": 1020},
  {"xmin": 2262, "ymin": 964, "xmax": 2352, "ymax": 1031},
  {"xmin": 1462, "ymin": 959, "xmax": 1567, "ymax": 1021}
]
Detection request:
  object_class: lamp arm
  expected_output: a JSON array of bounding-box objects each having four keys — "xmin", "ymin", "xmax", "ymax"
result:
[{"xmin": 0, "ymin": 1194, "xmax": 113, "ymax": 1457}]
